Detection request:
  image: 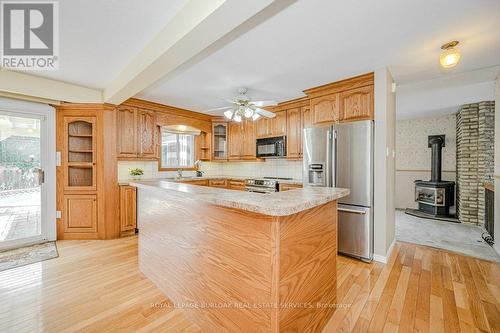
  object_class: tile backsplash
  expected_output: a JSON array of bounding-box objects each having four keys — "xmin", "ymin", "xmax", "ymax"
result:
[{"xmin": 117, "ymin": 160, "xmax": 303, "ymax": 181}]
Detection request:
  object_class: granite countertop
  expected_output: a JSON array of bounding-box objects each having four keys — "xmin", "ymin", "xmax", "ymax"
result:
[
  {"xmin": 130, "ymin": 179, "xmax": 349, "ymax": 217},
  {"xmin": 119, "ymin": 175, "xmax": 303, "ymax": 186}
]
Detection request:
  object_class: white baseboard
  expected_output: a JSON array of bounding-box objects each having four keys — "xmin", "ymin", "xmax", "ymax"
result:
[{"xmin": 373, "ymin": 238, "xmax": 396, "ymax": 264}]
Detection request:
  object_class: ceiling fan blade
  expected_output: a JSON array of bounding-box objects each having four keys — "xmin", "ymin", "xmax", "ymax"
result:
[
  {"xmin": 251, "ymin": 100, "xmax": 277, "ymax": 107},
  {"xmin": 204, "ymin": 106, "xmax": 233, "ymax": 112},
  {"xmin": 255, "ymin": 108, "xmax": 276, "ymax": 118}
]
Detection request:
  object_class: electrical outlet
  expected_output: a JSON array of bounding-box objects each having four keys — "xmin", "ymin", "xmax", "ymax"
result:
[
  {"xmin": 56, "ymin": 211, "xmax": 61, "ymax": 219},
  {"xmin": 56, "ymin": 152, "xmax": 61, "ymax": 166}
]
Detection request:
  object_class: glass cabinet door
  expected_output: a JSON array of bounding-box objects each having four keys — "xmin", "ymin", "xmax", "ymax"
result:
[
  {"xmin": 212, "ymin": 123, "xmax": 227, "ymax": 160},
  {"xmin": 64, "ymin": 117, "xmax": 96, "ymax": 190}
]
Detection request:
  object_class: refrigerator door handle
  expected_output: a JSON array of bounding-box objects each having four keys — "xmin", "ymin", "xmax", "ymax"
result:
[
  {"xmin": 338, "ymin": 207, "xmax": 367, "ymax": 215},
  {"xmin": 333, "ymin": 130, "xmax": 337, "ymax": 187},
  {"xmin": 326, "ymin": 129, "xmax": 332, "ymax": 187}
]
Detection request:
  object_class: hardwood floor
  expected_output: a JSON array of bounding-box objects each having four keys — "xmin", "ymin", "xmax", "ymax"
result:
[{"xmin": 0, "ymin": 237, "xmax": 498, "ymax": 332}]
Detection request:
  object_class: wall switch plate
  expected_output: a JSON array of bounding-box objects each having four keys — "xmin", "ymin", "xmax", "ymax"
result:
[
  {"xmin": 56, "ymin": 152, "xmax": 61, "ymax": 166},
  {"xmin": 56, "ymin": 211, "xmax": 61, "ymax": 219}
]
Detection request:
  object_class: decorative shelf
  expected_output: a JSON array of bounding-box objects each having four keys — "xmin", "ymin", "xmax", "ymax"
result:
[
  {"xmin": 69, "ymin": 149, "xmax": 93, "ymax": 153},
  {"xmin": 68, "ymin": 162, "xmax": 94, "ymax": 168},
  {"xmin": 69, "ymin": 134, "xmax": 93, "ymax": 137}
]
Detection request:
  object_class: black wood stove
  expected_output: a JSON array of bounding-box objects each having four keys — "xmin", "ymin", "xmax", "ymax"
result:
[{"xmin": 413, "ymin": 135, "xmax": 455, "ymax": 217}]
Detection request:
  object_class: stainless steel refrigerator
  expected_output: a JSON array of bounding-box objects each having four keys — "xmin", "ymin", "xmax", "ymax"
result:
[{"xmin": 303, "ymin": 121, "xmax": 373, "ymax": 261}]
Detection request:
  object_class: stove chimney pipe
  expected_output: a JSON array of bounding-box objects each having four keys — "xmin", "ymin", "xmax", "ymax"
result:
[{"xmin": 428, "ymin": 135, "xmax": 445, "ymax": 183}]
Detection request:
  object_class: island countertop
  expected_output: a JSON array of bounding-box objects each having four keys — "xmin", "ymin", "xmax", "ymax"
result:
[{"xmin": 130, "ymin": 179, "xmax": 349, "ymax": 216}]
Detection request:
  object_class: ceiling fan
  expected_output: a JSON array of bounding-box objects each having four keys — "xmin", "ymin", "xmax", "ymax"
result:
[{"xmin": 205, "ymin": 88, "xmax": 277, "ymax": 122}]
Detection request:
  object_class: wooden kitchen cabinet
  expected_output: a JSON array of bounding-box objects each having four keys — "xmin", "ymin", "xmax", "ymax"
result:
[
  {"xmin": 212, "ymin": 123, "xmax": 228, "ymax": 160},
  {"xmin": 138, "ymin": 109, "xmax": 157, "ymax": 158},
  {"xmin": 209, "ymin": 179, "xmax": 227, "ymax": 188},
  {"xmin": 302, "ymin": 106, "xmax": 312, "ymax": 129},
  {"xmin": 228, "ymin": 120, "xmax": 256, "ymax": 160},
  {"xmin": 228, "ymin": 121, "xmax": 242, "ymax": 160},
  {"xmin": 311, "ymin": 93, "xmax": 340, "ymax": 125},
  {"xmin": 339, "ymin": 85, "xmax": 374, "ymax": 121},
  {"xmin": 182, "ymin": 179, "xmax": 209, "ymax": 186},
  {"xmin": 256, "ymin": 111, "xmax": 286, "ymax": 138},
  {"xmin": 227, "ymin": 179, "xmax": 246, "ymax": 191},
  {"xmin": 63, "ymin": 116, "xmax": 97, "ymax": 191},
  {"xmin": 279, "ymin": 183, "xmax": 303, "ymax": 192},
  {"xmin": 119, "ymin": 186, "xmax": 136, "ymax": 236},
  {"xmin": 117, "ymin": 106, "xmax": 138, "ymax": 158},
  {"xmin": 63, "ymin": 194, "xmax": 98, "ymax": 234},
  {"xmin": 57, "ymin": 104, "xmax": 119, "ymax": 241},
  {"xmin": 286, "ymin": 108, "xmax": 302, "ymax": 159},
  {"xmin": 241, "ymin": 119, "xmax": 256, "ymax": 159},
  {"xmin": 117, "ymin": 106, "xmax": 157, "ymax": 160}
]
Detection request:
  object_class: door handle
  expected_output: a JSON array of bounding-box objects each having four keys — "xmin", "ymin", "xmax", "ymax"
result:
[
  {"xmin": 338, "ymin": 207, "xmax": 366, "ymax": 215},
  {"xmin": 35, "ymin": 168, "xmax": 45, "ymax": 185}
]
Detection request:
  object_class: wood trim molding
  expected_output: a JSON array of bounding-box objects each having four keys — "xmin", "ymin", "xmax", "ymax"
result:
[
  {"xmin": 122, "ymin": 98, "xmax": 212, "ymax": 121},
  {"xmin": 303, "ymin": 72, "xmax": 374, "ymax": 98},
  {"xmin": 270, "ymin": 96, "xmax": 310, "ymax": 112},
  {"xmin": 484, "ymin": 182, "xmax": 495, "ymax": 192},
  {"xmin": 396, "ymin": 169, "xmax": 456, "ymax": 173}
]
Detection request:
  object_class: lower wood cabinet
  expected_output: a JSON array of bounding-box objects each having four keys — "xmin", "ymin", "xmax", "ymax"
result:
[
  {"xmin": 209, "ymin": 179, "xmax": 227, "ymax": 188},
  {"xmin": 119, "ymin": 186, "xmax": 136, "ymax": 236},
  {"xmin": 227, "ymin": 179, "xmax": 246, "ymax": 191},
  {"xmin": 63, "ymin": 194, "xmax": 98, "ymax": 234},
  {"xmin": 279, "ymin": 183, "xmax": 303, "ymax": 192},
  {"xmin": 182, "ymin": 179, "xmax": 209, "ymax": 186}
]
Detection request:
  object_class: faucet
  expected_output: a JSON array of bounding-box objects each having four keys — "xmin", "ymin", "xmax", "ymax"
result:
[{"xmin": 177, "ymin": 169, "xmax": 183, "ymax": 179}]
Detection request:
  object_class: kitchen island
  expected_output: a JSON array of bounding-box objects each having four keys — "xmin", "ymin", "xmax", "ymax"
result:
[{"xmin": 131, "ymin": 180, "xmax": 349, "ymax": 332}]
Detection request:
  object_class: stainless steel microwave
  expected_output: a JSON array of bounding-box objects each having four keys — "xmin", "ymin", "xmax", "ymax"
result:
[{"xmin": 256, "ymin": 136, "xmax": 286, "ymax": 158}]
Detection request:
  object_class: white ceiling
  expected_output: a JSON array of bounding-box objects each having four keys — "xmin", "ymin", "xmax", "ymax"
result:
[
  {"xmin": 29, "ymin": 0, "xmax": 189, "ymax": 89},
  {"xmin": 396, "ymin": 66, "xmax": 499, "ymax": 119},
  {"xmin": 136, "ymin": 0, "xmax": 500, "ymax": 114}
]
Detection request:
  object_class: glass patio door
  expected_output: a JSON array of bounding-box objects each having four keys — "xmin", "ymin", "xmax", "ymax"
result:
[{"xmin": 0, "ymin": 111, "xmax": 46, "ymax": 249}]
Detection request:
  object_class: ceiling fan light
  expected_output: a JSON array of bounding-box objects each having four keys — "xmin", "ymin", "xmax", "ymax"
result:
[
  {"xmin": 224, "ymin": 110, "xmax": 233, "ymax": 119},
  {"xmin": 244, "ymin": 108, "xmax": 254, "ymax": 118},
  {"xmin": 233, "ymin": 114, "xmax": 242, "ymax": 122},
  {"xmin": 252, "ymin": 113, "xmax": 260, "ymax": 120}
]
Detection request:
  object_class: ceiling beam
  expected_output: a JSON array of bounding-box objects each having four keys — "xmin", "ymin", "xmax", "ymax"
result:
[
  {"xmin": 0, "ymin": 70, "xmax": 103, "ymax": 103},
  {"xmin": 103, "ymin": 0, "xmax": 280, "ymax": 105}
]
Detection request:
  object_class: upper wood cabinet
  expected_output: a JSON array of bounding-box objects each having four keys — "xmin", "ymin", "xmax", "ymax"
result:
[
  {"xmin": 241, "ymin": 119, "xmax": 256, "ymax": 159},
  {"xmin": 286, "ymin": 108, "xmax": 302, "ymax": 159},
  {"xmin": 63, "ymin": 116, "xmax": 97, "ymax": 191},
  {"xmin": 228, "ymin": 119, "xmax": 256, "ymax": 160},
  {"xmin": 302, "ymin": 106, "xmax": 312, "ymax": 129},
  {"xmin": 117, "ymin": 106, "xmax": 137, "ymax": 158},
  {"xmin": 228, "ymin": 121, "xmax": 242, "ymax": 160},
  {"xmin": 311, "ymin": 93, "xmax": 340, "ymax": 125},
  {"xmin": 117, "ymin": 106, "xmax": 157, "ymax": 160},
  {"xmin": 339, "ymin": 85, "xmax": 374, "ymax": 121},
  {"xmin": 138, "ymin": 109, "xmax": 157, "ymax": 158},
  {"xmin": 212, "ymin": 123, "xmax": 228, "ymax": 160},
  {"xmin": 256, "ymin": 111, "xmax": 286, "ymax": 138}
]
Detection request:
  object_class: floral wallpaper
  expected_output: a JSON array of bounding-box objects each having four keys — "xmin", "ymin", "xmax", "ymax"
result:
[{"xmin": 396, "ymin": 114, "xmax": 456, "ymax": 171}]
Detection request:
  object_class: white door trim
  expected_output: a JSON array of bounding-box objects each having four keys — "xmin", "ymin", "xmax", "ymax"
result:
[{"xmin": 0, "ymin": 97, "xmax": 56, "ymax": 250}]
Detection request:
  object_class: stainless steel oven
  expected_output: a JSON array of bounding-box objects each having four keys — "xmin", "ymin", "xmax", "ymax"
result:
[
  {"xmin": 256, "ymin": 136, "xmax": 286, "ymax": 158},
  {"xmin": 245, "ymin": 179, "xmax": 278, "ymax": 193}
]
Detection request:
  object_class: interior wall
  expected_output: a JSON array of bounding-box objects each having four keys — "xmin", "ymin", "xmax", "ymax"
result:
[
  {"xmin": 373, "ymin": 67, "xmax": 396, "ymax": 262},
  {"xmin": 395, "ymin": 114, "xmax": 457, "ymax": 209}
]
